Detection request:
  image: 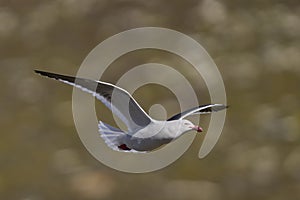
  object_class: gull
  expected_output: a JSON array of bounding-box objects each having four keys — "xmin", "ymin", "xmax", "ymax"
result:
[{"xmin": 35, "ymin": 70, "xmax": 227, "ymax": 152}]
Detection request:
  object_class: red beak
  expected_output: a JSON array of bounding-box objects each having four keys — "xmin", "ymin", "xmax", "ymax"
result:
[{"xmin": 193, "ymin": 126, "xmax": 203, "ymax": 132}]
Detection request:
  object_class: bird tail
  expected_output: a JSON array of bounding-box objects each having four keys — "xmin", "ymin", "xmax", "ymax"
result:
[{"xmin": 98, "ymin": 121, "xmax": 127, "ymax": 151}]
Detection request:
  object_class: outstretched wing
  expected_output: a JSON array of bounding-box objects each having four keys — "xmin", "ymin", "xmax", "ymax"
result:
[
  {"xmin": 35, "ymin": 70, "xmax": 152, "ymax": 131},
  {"xmin": 167, "ymin": 104, "xmax": 228, "ymax": 121}
]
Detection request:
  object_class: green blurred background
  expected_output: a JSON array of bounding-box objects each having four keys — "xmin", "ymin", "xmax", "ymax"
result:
[{"xmin": 1, "ymin": 0, "xmax": 300, "ymax": 199}]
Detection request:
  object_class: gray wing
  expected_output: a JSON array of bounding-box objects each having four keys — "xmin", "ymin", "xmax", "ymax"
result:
[
  {"xmin": 35, "ymin": 70, "xmax": 152, "ymax": 131},
  {"xmin": 167, "ymin": 104, "xmax": 228, "ymax": 121}
]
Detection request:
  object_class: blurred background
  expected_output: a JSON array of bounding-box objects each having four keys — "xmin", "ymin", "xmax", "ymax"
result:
[{"xmin": 1, "ymin": 0, "xmax": 300, "ymax": 199}]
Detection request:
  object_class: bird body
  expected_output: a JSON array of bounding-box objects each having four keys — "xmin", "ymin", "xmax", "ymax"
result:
[
  {"xmin": 35, "ymin": 70, "xmax": 227, "ymax": 153},
  {"xmin": 100, "ymin": 119, "xmax": 196, "ymax": 152}
]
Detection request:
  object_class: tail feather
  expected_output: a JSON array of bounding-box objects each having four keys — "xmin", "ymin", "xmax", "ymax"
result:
[{"xmin": 98, "ymin": 121, "xmax": 127, "ymax": 151}]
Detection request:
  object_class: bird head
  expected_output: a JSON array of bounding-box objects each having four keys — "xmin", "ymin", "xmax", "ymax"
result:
[{"xmin": 180, "ymin": 119, "xmax": 203, "ymax": 133}]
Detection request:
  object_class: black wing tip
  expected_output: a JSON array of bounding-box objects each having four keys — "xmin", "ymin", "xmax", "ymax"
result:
[
  {"xmin": 34, "ymin": 69, "xmax": 51, "ymax": 77},
  {"xmin": 34, "ymin": 69, "xmax": 69, "ymax": 82},
  {"xmin": 34, "ymin": 69, "xmax": 41, "ymax": 74},
  {"xmin": 200, "ymin": 104, "xmax": 229, "ymax": 110},
  {"xmin": 214, "ymin": 104, "xmax": 229, "ymax": 111},
  {"xmin": 34, "ymin": 70, "xmax": 67, "ymax": 80},
  {"xmin": 213, "ymin": 104, "xmax": 229, "ymax": 108},
  {"xmin": 222, "ymin": 104, "xmax": 229, "ymax": 109}
]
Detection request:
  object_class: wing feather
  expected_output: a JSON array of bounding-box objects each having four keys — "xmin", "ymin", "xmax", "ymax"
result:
[
  {"xmin": 167, "ymin": 104, "xmax": 228, "ymax": 121},
  {"xmin": 35, "ymin": 70, "xmax": 152, "ymax": 131}
]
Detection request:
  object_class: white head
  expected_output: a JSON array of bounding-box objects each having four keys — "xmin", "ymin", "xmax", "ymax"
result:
[
  {"xmin": 179, "ymin": 119, "xmax": 203, "ymax": 134},
  {"xmin": 162, "ymin": 119, "xmax": 203, "ymax": 139}
]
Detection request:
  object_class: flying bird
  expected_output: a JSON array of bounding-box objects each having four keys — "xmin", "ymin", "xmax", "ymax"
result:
[{"xmin": 35, "ymin": 70, "xmax": 227, "ymax": 152}]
